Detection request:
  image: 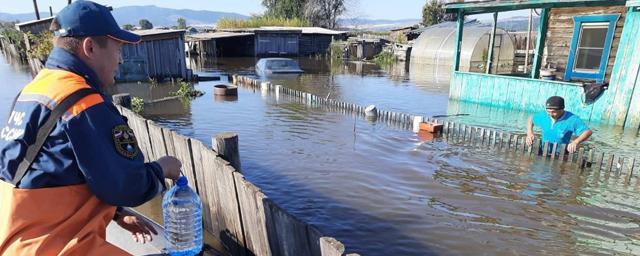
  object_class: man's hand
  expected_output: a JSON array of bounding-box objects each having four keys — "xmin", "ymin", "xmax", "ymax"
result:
[
  {"xmin": 567, "ymin": 141, "xmax": 579, "ymax": 153},
  {"xmin": 115, "ymin": 209, "xmax": 158, "ymax": 244},
  {"xmin": 156, "ymin": 156, "xmax": 181, "ymax": 180},
  {"xmin": 526, "ymin": 132, "xmax": 535, "ymax": 146}
]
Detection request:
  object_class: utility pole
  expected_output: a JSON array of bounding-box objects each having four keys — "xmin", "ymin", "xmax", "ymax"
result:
[{"xmin": 32, "ymin": 0, "xmax": 40, "ymax": 20}]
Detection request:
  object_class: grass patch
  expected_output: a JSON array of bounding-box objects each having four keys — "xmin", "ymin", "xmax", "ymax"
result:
[
  {"xmin": 373, "ymin": 51, "xmax": 396, "ymax": 66},
  {"xmin": 170, "ymin": 80, "xmax": 204, "ymax": 98},
  {"xmin": 330, "ymin": 40, "xmax": 346, "ymax": 59},
  {"xmin": 131, "ymin": 97, "xmax": 144, "ymax": 114},
  {"xmin": 217, "ymin": 16, "xmax": 311, "ymax": 29}
]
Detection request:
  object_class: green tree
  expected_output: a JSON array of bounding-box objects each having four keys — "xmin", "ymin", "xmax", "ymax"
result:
[
  {"xmin": 304, "ymin": 0, "xmax": 345, "ymax": 28},
  {"xmin": 122, "ymin": 24, "xmax": 135, "ymax": 31},
  {"xmin": 421, "ymin": 0, "xmax": 457, "ymax": 27},
  {"xmin": 177, "ymin": 18, "xmax": 187, "ymax": 29},
  {"xmin": 262, "ymin": 0, "xmax": 306, "ymax": 19},
  {"xmin": 139, "ymin": 19, "xmax": 153, "ymax": 30}
]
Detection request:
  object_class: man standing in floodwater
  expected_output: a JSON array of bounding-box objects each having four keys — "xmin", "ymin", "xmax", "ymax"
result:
[
  {"xmin": 526, "ymin": 96, "xmax": 593, "ymax": 153},
  {"xmin": 0, "ymin": 1, "xmax": 182, "ymax": 255}
]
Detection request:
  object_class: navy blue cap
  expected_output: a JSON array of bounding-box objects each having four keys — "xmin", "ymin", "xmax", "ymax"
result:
[
  {"xmin": 54, "ymin": 0, "xmax": 140, "ymax": 43},
  {"xmin": 546, "ymin": 96, "xmax": 565, "ymax": 110}
]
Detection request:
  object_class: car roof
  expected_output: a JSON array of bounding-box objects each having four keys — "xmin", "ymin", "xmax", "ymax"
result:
[{"xmin": 259, "ymin": 58, "xmax": 296, "ymax": 61}]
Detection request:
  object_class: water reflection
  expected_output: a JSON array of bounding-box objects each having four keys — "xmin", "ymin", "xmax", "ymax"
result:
[
  {"xmin": 139, "ymin": 80, "xmax": 640, "ymax": 255},
  {"xmin": 5, "ymin": 51, "xmax": 640, "ymax": 255}
]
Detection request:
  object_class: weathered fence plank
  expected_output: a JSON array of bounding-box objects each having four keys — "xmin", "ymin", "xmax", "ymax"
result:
[
  {"xmin": 213, "ymin": 158, "xmax": 246, "ymax": 256},
  {"xmin": 577, "ymin": 148, "xmax": 585, "ymax": 169},
  {"xmin": 170, "ymin": 132, "xmax": 198, "ymax": 192},
  {"xmin": 147, "ymin": 120, "xmax": 168, "ymax": 158},
  {"xmin": 264, "ymin": 199, "xmax": 313, "ymax": 256},
  {"xmin": 189, "ymin": 139, "xmax": 214, "ymax": 238},
  {"xmin": 233, "ymin": 171, "xmax": 271, "ymax": 256},
  {"xmin": 625, "ymin": 157, "xmax": 636, "ymax": 183}
]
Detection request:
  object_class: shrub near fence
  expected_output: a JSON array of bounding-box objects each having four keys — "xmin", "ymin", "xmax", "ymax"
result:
[
  {"xmin": 114, "ymin": 104, "xmax": 356, "ymax": 256},
  {"xmin": 233, "ymin": 74, "xmax": 640, "ymax": 185}
]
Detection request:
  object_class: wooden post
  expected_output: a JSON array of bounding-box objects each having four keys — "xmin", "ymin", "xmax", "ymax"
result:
[
  {"xmin": 524, "ymin": 9, "xmax": 533, "ymax": 73},
  {"xmin": 625, "ymin": 157, "xmax": 636, "ymax": 183},
  {"xmin": 213, "ymin": 132, "xmax": 241, "ymax": 171},
  {"xmin": 486, "ymin": 12, "xmax": 498, "ymax": 74},
  {"xmin": 112, "ymin": 93, "xmax": 132, "ymax": 109},
  {"xmin": 453, "ymin": 10, "xmax": 465, "ymax": 72},
  {"xmin": 542, "ymin": 142, "xmax": 549, "ymax": 157},
  {"xmin": 577, "ymin": 148, "xmax": 585, "ymax": 168},
  {"xmin": 531, "ymin": 8, "xmax": 549, "ymax": 79},
  {"xmin": 32, "ymin": 0, "xmax": 40, "ymax": 20}
]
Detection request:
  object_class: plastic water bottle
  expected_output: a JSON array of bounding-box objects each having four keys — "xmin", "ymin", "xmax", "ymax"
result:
[{"xmin": 162, "ymin": 176, "xmax": 203, "ymax": 256}]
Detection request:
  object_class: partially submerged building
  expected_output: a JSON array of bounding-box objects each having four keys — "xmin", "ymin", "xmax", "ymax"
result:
[
  {"xmin": 117, "ymin": 29, "xmax": 190, "ymax": 82},
  {"xmin": 187, "ymin": 32, "xmax": 254, "ymax": 57},
  {"xmin": 445, "ymin": 0, "xmax": 640, "ymax": 128},
  {"xmin": 186, "ymin": 27, "xmax": 347, "ymax": 57}
]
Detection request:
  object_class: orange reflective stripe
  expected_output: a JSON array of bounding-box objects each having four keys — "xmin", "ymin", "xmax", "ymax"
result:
[
  {"xmin": 67, "ymin": 94, "xmax": 103, "ymax": 119},
  {"xmin": 0, "ymin": 182, "xmax": 130, "ymax": 256},
  {"xmin": 20, "ymin": 69, "xmax": 104, "ymax": 118}
]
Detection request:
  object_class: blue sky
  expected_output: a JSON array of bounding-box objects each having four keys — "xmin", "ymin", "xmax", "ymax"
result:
[{"xmin": 2, "ymin": 0, "xmax": 427, "ymax": 20}]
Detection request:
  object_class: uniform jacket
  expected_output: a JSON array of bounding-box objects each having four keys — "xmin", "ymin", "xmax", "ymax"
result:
[{"xmin": 0, "ymin": 47, "xmax": 165, "ymax": 255}]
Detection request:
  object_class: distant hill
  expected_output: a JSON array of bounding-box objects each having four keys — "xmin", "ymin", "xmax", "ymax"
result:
[
  {"xmin": 339, "ymin": 18, "xmax": 421, "ymax": 31},
  {"xmin": 111, "ymin": 6, "xmax": 248, "ymax": 27},
  {"xmin": 480, "ymin": 16, "xmax": 541, "ymax": 32},
  {"xmin": 0, "ymin": 6, "xmax": 249, "ymax": 27}
]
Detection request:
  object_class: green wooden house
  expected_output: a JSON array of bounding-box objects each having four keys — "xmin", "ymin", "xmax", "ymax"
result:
[{"xmin": 445, "ymin": 0, "xmax": 640, "ymax": 129}]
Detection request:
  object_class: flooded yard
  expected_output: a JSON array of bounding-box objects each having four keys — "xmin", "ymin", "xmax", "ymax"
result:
[{"xmin": 3, "ymin": 53, "xmax": 640, "ymax": 255}]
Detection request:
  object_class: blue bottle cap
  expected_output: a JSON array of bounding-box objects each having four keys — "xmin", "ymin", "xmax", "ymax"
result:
[{"xmin": 176, "ymin": 176, "xmax": 188, "ymax": 186}]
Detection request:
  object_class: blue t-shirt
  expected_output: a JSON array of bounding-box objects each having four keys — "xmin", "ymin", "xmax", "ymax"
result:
[{"xmin": 532, "ymin": 111, "xmax": 589, "ymax": 144}]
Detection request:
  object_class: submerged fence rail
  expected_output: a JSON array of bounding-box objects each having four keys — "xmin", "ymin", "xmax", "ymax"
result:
[
  {"xmin": 233, "ymin": 75, "xmax": 640, "ymax": 184},
  {"xmin": 115, "ymin": 103, "xmax": 357, "ymax": 256}
]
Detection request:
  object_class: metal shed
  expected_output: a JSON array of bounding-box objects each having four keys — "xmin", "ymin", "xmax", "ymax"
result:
[
  {"xmin": 411, "ymin": 21, "xmax": 515, "ymax": 78},
  {"xmin": 254, "ymin": 28, "xmax": 302, "ymax": 56},
  {"xmin": 220, "ymin": 27, "xmax": 346, "ymax": 57},
  {"xmin": 14, "ymin": 17, "xmax": 54, "ymax": 35},
  {"xmin": 117, "ymin": 29, "xmax": 188, "ymax": 82}
]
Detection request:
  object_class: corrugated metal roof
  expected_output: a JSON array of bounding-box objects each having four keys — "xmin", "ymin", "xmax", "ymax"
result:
[
  {"xmin": 187, "ymin": 32, "xmax": 253, "ymax": 40},
  {"xmin": 133, "ymin": 29, "xmax": 185, "ymax": 37},
  {"xmin": 222, "ymin": 26, "xmax": 346, "ymax": 35},
  {"xmin": 15, "ymin": 17, "xmax": 54, "ymax": 30}
]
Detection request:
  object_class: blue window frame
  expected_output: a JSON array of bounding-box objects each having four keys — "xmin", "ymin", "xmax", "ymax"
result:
[{"xmin": 564, "ymin": 14, "xmax": 620, "ymax": 83}]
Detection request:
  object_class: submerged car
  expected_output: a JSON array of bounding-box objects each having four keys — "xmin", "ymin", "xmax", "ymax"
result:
[{"xmin": 255, "ymin": 58, "xmax": 304, "ymax": 76}]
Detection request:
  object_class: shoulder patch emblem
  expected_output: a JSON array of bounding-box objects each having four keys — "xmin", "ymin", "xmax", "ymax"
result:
[{"xmin": 112, "ymin": 124, "xmax": 139, "ymax": 159}]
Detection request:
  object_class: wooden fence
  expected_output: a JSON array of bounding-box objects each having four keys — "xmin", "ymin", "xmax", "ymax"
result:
[
  {"xmin": 233, "ymin": 75, "xmax": 640, "ymax": 184},
  {"xmin": 115, "ymin": 104, "xmax": 357, "ymax": 256}
]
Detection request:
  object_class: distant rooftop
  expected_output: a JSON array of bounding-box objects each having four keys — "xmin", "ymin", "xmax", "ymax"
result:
[
  {"xmin": 14, "ymin": 17, "xmax": 54, "ymax": 31},
  {"xmin": 187, "ymin": 32, "xmax": 253, "ymax": 40},
  {"xmin": 133, "ymin": 29, "xmax": 185, "ymax": 36},
  {"xmin": 222, "ymin": 26, "xmax": 346, "ymax": 35}
]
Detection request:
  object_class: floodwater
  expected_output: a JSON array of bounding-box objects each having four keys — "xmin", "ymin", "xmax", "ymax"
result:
[{"xmin": 3, "ymin": 52, "xmax": 640, "ymax": 255}]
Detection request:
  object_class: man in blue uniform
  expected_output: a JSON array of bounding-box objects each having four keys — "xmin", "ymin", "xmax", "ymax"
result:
[
  {"xmin": 526, "ymin": 96, "xmax": 592, "ymax": 153},
  {"xmin": 0, "ymin": 1, "xmax": 182, "ymax": 254}
]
